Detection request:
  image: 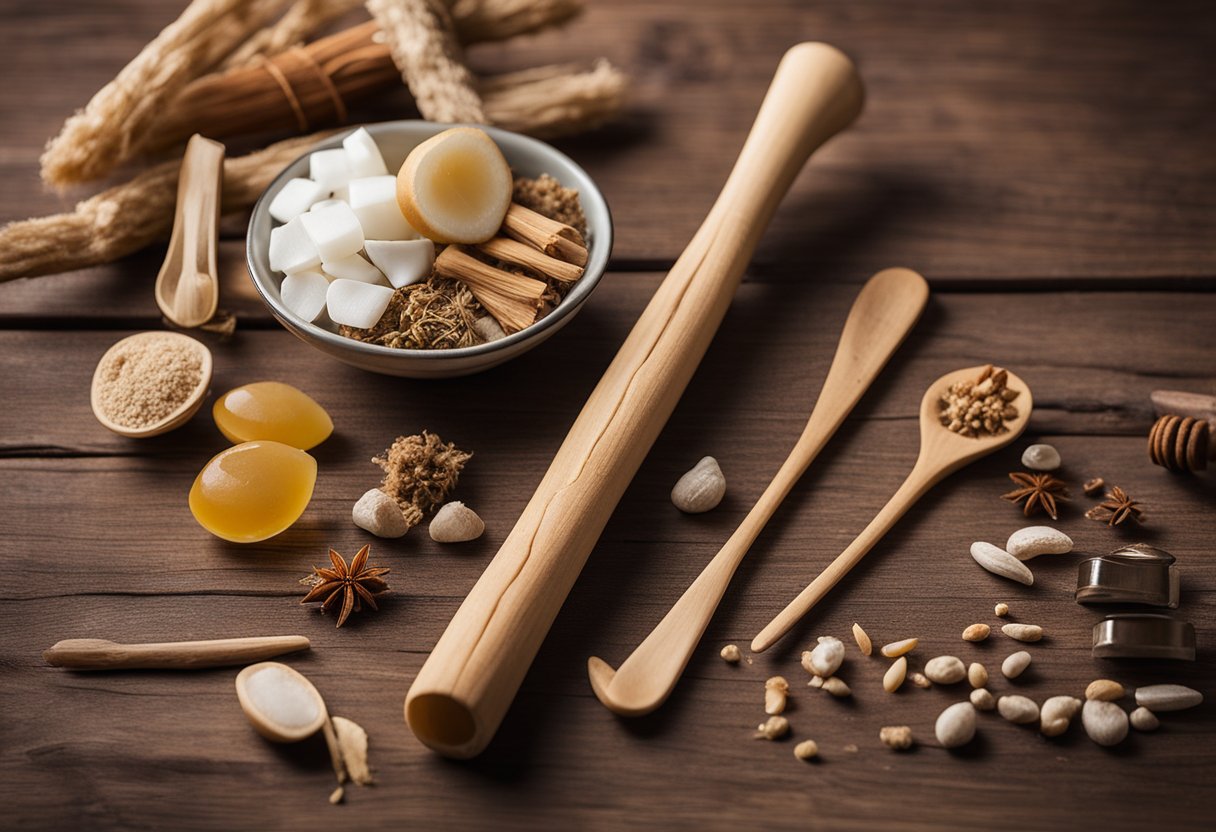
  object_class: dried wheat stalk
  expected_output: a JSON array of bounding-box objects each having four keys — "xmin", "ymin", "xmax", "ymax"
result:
[
  {"xmin": 40, "ymin": 0, "xmax": 290, "ymax": 187},
  {"xmin": 224, "ymin": 0, "xmax": 364, "ymax": 68},
  {"xmin": 480, "ymin": 60, "xmax": 627, "ymax": 139},
  {"xmin": 1, "ymin": 132, "xmax": 335, "ymax": 282},
  {"xmin": 366, "ymin": 0, "xmax": 484, "ymax": 123},
  {"xmin": 450, "ymin": 0, "xmax": 582, "ymax": 44}
]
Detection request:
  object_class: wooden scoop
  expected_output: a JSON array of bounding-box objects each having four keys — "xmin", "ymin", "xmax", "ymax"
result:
[
  {"xmin": 587, "ymin": 267, "xmax": 929, "ymax": 716},
  {"xmin": 751, "ymin": 366, "xmax": 1033, "ymax": 653},
  {"xmin": 90, "ymin": 331, "xmax": 213, "ymax": 438},
  {"xmin": 236, "ymin": 662, "xmax": 329, "ymax": 743},
  {"xmin": 44, "ymin": 635, "xmax": 310, "ymax": 670},
  {"xmin": 154, "ymin": 134, "xmax": 224, "ymax": 329}
]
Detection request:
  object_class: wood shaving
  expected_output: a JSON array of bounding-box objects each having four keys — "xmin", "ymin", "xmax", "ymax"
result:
[{"xmin": 372, "ymin": 431, "xmax": 471, "ymax": 529}]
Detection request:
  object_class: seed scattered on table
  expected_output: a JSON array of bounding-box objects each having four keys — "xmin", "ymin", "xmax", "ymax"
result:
[
  {"xmin": 962, "ymin": 623, "xmax": 990, "ymax": 642},
  {"xmin": 793, "ymin": 739, "xmax": 819, "ymax": 760},
  {"xmin": 994, "ymin": 602, "xmax": 1010, "ymax": 617},
  {"xmin": 720, "ymin": 644, "xmax": 742, "ymax": 663},
  {"xmin": 1085, "ymin": 679, "xmax": 1124, "ymax": 701},
  {"xmin": 852, "ymin": 623, "xmax": 872, "ymax": 656},
  {"xmin": 755, "ymin": 715, "xmax": 789, "ymax": 741},
  {"xmin": 1002, "ymin": 651, "xmax": 1032, "ymax": 679},
  {"xmin": 765, "ymin": 676, "xmax": 789, "ymax": 715},
  {"xmin": 880, "ymin": 725, "xmax": 913, "ymax": 750},
  {"xmin": 880, "ymin": 638, "xmax": 918, "ymax": 658}
]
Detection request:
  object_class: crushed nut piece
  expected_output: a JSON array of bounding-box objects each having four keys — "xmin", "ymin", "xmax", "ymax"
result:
[
  {"xmin": 880, "ymin": 725, "xmax": 914, "ymax": 750},
  {"xmin": 962, "ymin": 623, "xmax": 991, "ymax": 642},
  {"xmin": 793, "ymin": 739, "xmax": 819, "ymax": 760},
  {"xmin": 938, "ymin": 365, "xmax": 1020, "ymax": 437},
  {"xmin": 909, "ymin": 671, "xmax": 932, "ymax": 689},
  {"xmin": 765, "ymin": 676, "xmax": 789, "ymax": 715},
  {"xmin": 720, "ymin": 644, "xmax": 742, "ymax": 663},
  {"xmin": 755, "ymin": 715, "xmax": 789, "ymax": 741},
  {"xmin": 1083, "ymin": 476, "xmax": 1106, "ymax": 496},
  {"xmin": 995, "ymin": 602, "xmax": 1010, "ymax": 617}
]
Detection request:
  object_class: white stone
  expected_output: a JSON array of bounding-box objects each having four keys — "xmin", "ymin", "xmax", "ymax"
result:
[
  {"xmin": 300, "ymin": 202, "xmax": 364, "ymax": 263},
  {"xmin": 1021, "ymin": 443, "xmax": 1061, "ymax": 471},
  {"xmin": 280, "ymin": 270, "xmax": 329, "ymax": 322},
  {"xmin": 326, "ymin": 279, "xmax": 394, "ymax": 329},
  {"xmin": 343, "ymin": 127, "xmax": 389, "ymax": 178},
  {"xmin": 322, "ymin": 253, "xmax": 386, "ymax": 285},
  {"xmin": 268, "ymin": 216, "xmax": 321, "ymax": 275},
  {"xmin": 352, "ymin": 488, "xmax": 408, "ymax": 538},
  {"xmin": 269, "ymin": 178, "xmax": 327, "ymax": 223},
  {"xmin": 349, "ymin": 175, "xmax": 417, "ymax": 241},
  {"xmin": 309, "ymin": 148, "xmax": 353, "ymax": 193},
  {"xmin": 364, "ymin": 239, "xmax": 434, "ymax": 288},
  {"xmin": 1135, "ymin": 684, "xmax": 1203, "ymax": 712},
  {"xmin": 1005, "ymin": 526, "xmax": 1073, "ymax": 560}
]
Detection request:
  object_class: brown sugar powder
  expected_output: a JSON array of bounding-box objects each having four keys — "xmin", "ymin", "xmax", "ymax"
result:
[{"xmin": 94, "ymin": 333, "xmax": 204, "ymax": 429}]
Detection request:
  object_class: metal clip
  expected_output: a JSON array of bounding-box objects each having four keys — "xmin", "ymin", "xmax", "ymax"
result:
[
  {"xmin": 1092, "ymin": 613, "xmax": 1196, "ymax": 660},
  {"xmin": 1075, "ymin": 543, "xmax": 1179, "ymax": 608}
]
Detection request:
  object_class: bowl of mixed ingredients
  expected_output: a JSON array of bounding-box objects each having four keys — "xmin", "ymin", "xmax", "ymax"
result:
[{"xmin": 247, "ymin": 121, "xmax": 612, "ymax": 378}]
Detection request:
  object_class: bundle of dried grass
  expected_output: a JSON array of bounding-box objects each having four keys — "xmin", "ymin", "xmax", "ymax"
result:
[{"xmin": 224, "ymin": 0, "xmax": 364, "ymax": 68}]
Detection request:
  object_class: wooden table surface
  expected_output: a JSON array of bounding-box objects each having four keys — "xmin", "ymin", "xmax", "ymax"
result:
[{"xmin": 2, "ymin": 2, "xmax": 1214, "ymax": 830}]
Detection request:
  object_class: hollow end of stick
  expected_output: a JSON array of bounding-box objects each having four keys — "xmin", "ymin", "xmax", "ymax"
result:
[{"xmin": 405, "ymin": 692, "xmax": 481, "ymax": 759}]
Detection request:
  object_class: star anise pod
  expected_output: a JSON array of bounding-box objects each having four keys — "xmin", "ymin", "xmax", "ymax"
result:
[
  {"xmin": 300, "ymin": 545, "xmax": 390, "ymax": 627},
  {"xmin": 1085, "ymin": 486, "xmax": 1145, "ymax": 526},
  {"xmin": 1001, "ymin": 472, "xmax": 1069, "ymax": 520}
]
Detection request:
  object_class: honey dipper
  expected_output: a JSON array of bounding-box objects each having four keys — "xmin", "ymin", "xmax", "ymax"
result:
[{"xmin": 1148, "ymin": 390, "xmax": 1216, "ymax": 472}]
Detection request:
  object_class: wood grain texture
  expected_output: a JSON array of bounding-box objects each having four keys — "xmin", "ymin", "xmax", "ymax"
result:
[
  {"xmin": 1, "ymin": 0, "xmax": 1215, "ymax": 829},
  {"xmin": 1, "ymin": 0, "xmax": 1215, "ymax": 285}
]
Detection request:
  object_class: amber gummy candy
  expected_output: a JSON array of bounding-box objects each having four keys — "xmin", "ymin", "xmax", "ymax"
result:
[
  {"xmin": 190, "ymin": 441, "xmax": 317, "ymax": 543},
  {"xmin": 213, "ymin": 381, "xmax": 333, "ymax": 450}
]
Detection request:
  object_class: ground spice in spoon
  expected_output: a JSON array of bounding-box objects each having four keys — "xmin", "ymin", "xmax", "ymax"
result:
[{"xmin": 94, "ymin": 333, "xmax": 203, "ymax": 429}]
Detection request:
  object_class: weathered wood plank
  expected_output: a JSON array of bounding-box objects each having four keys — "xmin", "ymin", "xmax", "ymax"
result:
[{"xmin": 1, "ymin": 0, "xmax": 1213, "ymax": 285}]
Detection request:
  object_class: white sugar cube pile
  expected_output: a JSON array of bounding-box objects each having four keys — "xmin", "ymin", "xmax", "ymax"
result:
[{"xmin": 268, "ymin": 128, "xmax": 430, "ymax": 328}]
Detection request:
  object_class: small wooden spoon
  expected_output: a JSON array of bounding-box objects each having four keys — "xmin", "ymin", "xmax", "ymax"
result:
[
  {"xmin": 90, "ymin": 331, "xmax": 213, "ymax": 438},
  {"xmin": 155, "ymin": 134, "xmax": 224, "ymax": 328},
  {"xmin": 588, "ymin": 267, "xmax": 929, "ymax": 716},
  {"xmin": 44, "ymin": 635, "xmax": 310, "ymax": 670},
  {"xmin": 236, "ymin": 662, "xmax": 329, "ymax": 743},
  {"xmin": 751, "ymin": 366, "xmax": 1033, "ymax": 653}
]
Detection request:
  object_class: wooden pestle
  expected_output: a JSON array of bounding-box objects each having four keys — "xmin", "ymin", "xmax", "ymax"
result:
[{"xmin": 404, "ymin": 43, "xmax": 865, "ymax": 759}]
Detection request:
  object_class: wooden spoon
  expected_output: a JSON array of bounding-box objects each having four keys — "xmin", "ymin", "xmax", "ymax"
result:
[
  {"xmin": 90, "ymin": 331, "xmax": 213, "ymax": 438},
  {"xmin": 154, "ymin": 134, "xmax": 224, "ymax": 328},
  {"xmin": 44, "ymin": 635, "xmax": 310, "ymax": 670},
  {"xmin": 235, "ymin": 662, "xmax": 329, "ymax": 743},
  {"xmin": 587, "ymin": 267, "xmax": 929, "ymax": 716},
  {"xmin": 751, "ymin": 366, "xmax": 1033, "ymax": 653}
]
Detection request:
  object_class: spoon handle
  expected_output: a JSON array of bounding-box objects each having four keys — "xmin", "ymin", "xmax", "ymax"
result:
[
  {"xmin": 44, "ymin": 635, "xmax": 311, "ymax": 670},
  {"xmin": 751, "ymin": 457, "xmax": 944, "ymax": 653},
  {"xmin": 590, "ymin": 269, "xmax": 927, "ymax": 715}
]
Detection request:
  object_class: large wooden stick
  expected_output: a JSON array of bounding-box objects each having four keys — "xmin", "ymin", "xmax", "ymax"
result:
[
  {"xmin": 44, "ymin": 636, "xmax": 311, "ymax": 670},
  {"xmin": 404, "ymin": 43, "xmax": 865, "ymax": 759}
]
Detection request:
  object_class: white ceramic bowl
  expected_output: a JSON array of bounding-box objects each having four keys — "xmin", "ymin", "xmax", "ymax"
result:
[{"xmin": 247, "ymin": 122, "xmax": 612, "ymax": 378}]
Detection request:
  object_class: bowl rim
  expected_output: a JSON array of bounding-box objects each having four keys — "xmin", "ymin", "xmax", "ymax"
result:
[{"xmin": 246, "ymin": 121, "xmax": 613, "ymax": 361}]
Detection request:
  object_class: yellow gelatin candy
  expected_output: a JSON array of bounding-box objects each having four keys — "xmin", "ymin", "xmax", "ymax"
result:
[
  {"xmin": 189, "ymin": 441, "xmax": 317, "ymax": 543},
  {"xmin": 213, "ymin": 381, "xmax": 333, "ymax": 450}
]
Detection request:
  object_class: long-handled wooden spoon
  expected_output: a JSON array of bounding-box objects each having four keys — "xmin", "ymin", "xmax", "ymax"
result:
[
  {"xmin": 751, "ymin": 366, "xmax": 1033, "ymax": 653},
  {"xmin": 587, "ymin": 267, "xmax": 929, "ymax": 716},
  {"xmin": 44, "ymin": 635, "xmax": 310, "ymax": 670},
  {"xmin": 154, "ymin": 134, "xmax": 224, "ymax": 328}
]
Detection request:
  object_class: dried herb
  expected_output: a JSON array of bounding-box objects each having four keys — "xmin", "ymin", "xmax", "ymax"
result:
[
  {"xmin": 1002, "ymin": 472, "xmax": 1069, "ymax": 520},
  {"xmin": 340, "ymin": 277, "xmax": 481, "ymax": 350},
  {"xmin": 373, "ymin": 431, "xmax": 471, "ymax": 530},
  {"xmin": 1085, "ymin": 486, "xmax": 1145, "ymax": 526},
  {"xmin": 300, "ymin": 545, "xmax": 391, "ymax": 628}
]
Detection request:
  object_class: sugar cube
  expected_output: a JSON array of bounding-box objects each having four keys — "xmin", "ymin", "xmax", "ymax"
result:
[
  {"xmin": 300, "ymin": 202, "xmax": 364, "ymax": 262},
  {"xmin": 364, "ymin": 239, "xmax": 435, "ymax": 288},
  {"xmin": 309, "ymin": 148, "xmax": 353, "ymax": 193},
  {"xmin": 343, "ymin": 127, "xmax": 389, "ymax": 178},
  {"xmin": 268, "ymin": 216, "xmax": 321, "ymax": 274},
  {"xmin": 268, "ymin": 178, "xmax": 327, "ymax": 223},
  {"xmin": 310, "ymin": 198, "xmax": 347, "ymax": 213},
  {"xmin": 322, "ymin": 253, "xmax": 386, "ymax": 284},
  {"xmin": 280, "ymin": 270, "xmax": 330, "ymax": 322},
  {"xmin": 348, "ymin": 176, "xmax": 417, "ymax": 241},
  {"xmin": 326, "ymin": 279, "xmax": 395, "ymax": 330}
]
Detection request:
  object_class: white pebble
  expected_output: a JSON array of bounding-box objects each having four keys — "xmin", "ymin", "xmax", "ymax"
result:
[
  {"xmin": 309, "ymin": 147, "xmax": 353, "ymax": 193},
  {"xmin": 326, "ymin": 279, "xmax": 394, "ymax": 330},
  {"xmin": 969, "ymin": 541, "xmax": 1034, "ymax": 585},
  {"xmin": 269, "ymin": 177, "xmax": 327, "ymax": 223},
  {"xmin": 998, "ymin": 694, "xmax": 1040, "ymax": 724},
  {"xmin": 342, "ymin": 127, "xmax": 389, "ymax": 178},
  {"xmin": 935, "ymin": 702, "xmax": 977, "ymax": 749},
  {"xmin": 1005, "ymin": 526, "xmax": 1073, "ymax": 560},
  {"xmin": 429, "ymin": 501, "xmax": 486, "ymax": 543},
  {"xmin": 349, "ymin": 176, "xmax": 417, "ymax": 241},
  {"xmin": 1082, "ymin": 699, "xmax": 1129, "ymax": 746},
  {"xmin": 352, "ymin": 488, "xmax": 408, "ymax": 538},
  {"xmin": 322, "ymin": 253, "xmax": 386, "ymax": 285},
  {"xmin": 268, "ymin": 216, "xmax": 321, "ymax": 275},
  {"xmin": 300, "ymin": 203, "xmax": 365, "ymax": 263},
  {"xmin": 1021, "ymin": 443, "xmax": 1061, "ymax": 471},
  {"xmin": 1135, "ymin": 684, "xmax": 1203, "ymax": 712},
  {"xmin": 364, "ymin": 239, "xmax": 435, "ymax": 288},
  {"xmin": 1130, "ymin": 707, "xmax": 1159, "ymax": 731},
  {"xmin": 279, "ymin": 270, "xmax": 329, "ymax": 322},
  {"xmin": 1001, "ymin": 651, "xmax": 1032, "ymax": 679}
]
